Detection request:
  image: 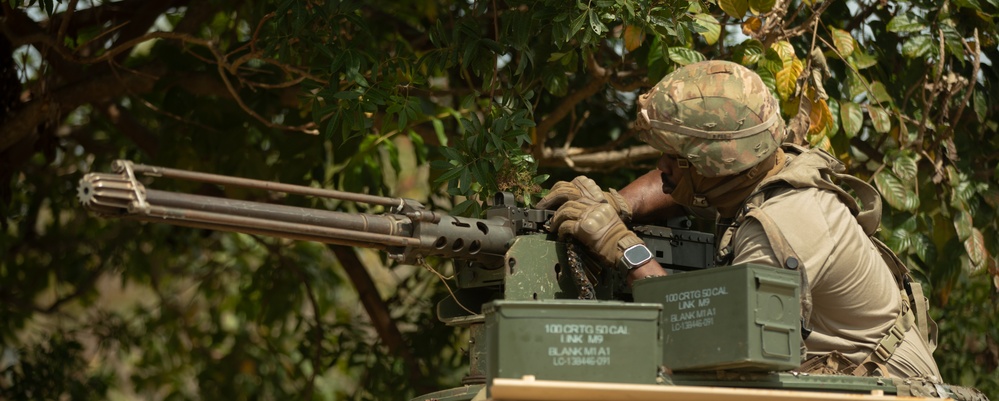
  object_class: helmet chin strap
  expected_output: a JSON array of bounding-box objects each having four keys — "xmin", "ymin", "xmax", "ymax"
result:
[
  {"xmin": 671, "ymin": 149, "xmax": 784, "ymax": 215},
  {"xmin": 676, "ymin": 158, "xmax": 710, "ymax": 208}
]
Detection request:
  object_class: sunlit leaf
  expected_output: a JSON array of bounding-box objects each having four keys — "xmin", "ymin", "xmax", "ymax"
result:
[
  {"xmin": 623, "ymin": 25, "xmax": 645, "ymax": 52},
  {"xmin": 667, "ymin": 47, "xmax": 706, "ymax": 65},
  {"xmin": 892, "ymin": 152, "xmax": 920, "ymax": 183},
  {"xmin": 775, "ymin": 57, "xmax": 803, "ymax": 102},
  {"xmin": 889, "ymin": 227, "xmax": 914, "ymax": 254},
  {"xmin": 807, "ymin": 97, "xmax": 832, "ymax": 137},
  {"xmin": 868, "ymin": 105, "xmax": 891, "ymax": 133},
  {"xmin": 742, "ymin": 16, "xmax": 762, "ymax": 36},
  {"xmin": 875, "ymin": 170, "xmax": 919, "ymax": 211},
  {"xmin": 749, "ymin": 0, "xmax": 777, "ymax": 13},
  {"xmin": 902, "ymin": 36, "xmax": 933, "ymax": 59},
  {"xmin": 830, "ymin": 28, "xmax": 855, "ymax": 56},
  {"xmin": 868, "ymin": 81, "xmax": 893, "ymax": 106},
  {"xmin": 770, "ymin": 41, "xmax": 796, "ymax": 68},
  {"xmin": 964, "ymin": 229, "xmax": 987, "ymax": 270},
  {"xmin": 692, "ymin": 13, "xmax": 721, "ymax": 45},
  {"xmin": 841, "ymin": 101, "xmax": 863, "ymax": 138},
  {"xmin": 953, "ymin": 0, "xmax": 984, "ymax": 11},
  {"xmin": 588, "ymin": 9, "xmax": 607, "ymax": 35},
  {"xmin": 734, "ymin": 39, "xmax": 765, "ymax": 65},
  {"xmin": 826, "ymin": 97, "xmax": 840, "ymax": 138},
  {"xmin": 940, "ymin": 24, "xmax": 964, "ymax": 58},
  {"xmin": 845, "ymin": 70, "xmax": 868, "ymax": 99},
  {"xmin": 887, "ymin": 14, "xmax": 927, "ymax": 33},
  {"xmin": 719, "ymin": 0, "xmax": 749, "ymax": 19},
  {"xmin": 810, "ymin": 132, "xmax": 833, "ymax": 153},
  {"xmin": 850, "ymin": 50, "xmax": 878, "ymax": 69}
]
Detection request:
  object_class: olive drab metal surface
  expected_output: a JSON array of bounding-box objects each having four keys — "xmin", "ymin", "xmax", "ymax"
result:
[
  {"xmin": 484, "ymin": 300, "xmax": 662, "ymax": 393},
  {"xmin": 633, "ymin": 264, "xmax": 801, "ymax": 372}
]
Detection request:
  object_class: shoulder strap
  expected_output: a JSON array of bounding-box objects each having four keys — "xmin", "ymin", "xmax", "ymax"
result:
[{"xmin": 741, "ymin": 203, "xmax": 814, "ymax": 347}]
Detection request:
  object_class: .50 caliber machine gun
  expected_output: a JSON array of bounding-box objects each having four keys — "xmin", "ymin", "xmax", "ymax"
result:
[{"xmin": 78, "ymin": 159, "xmax": 715, "ymax": 306}]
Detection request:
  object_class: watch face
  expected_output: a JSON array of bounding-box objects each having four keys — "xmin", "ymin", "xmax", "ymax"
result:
[{"xmin": 624, "ymin": 245, "xmax": 653, "ymax": 267}]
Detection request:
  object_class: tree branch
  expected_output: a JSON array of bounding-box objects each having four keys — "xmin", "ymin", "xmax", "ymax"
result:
[
  {"xmin": 533, "ymin": 54, "xmax": 612, "ymax": 156},
  {"xmin": 326, "ymin": 245, "xmax": 425, "ymax": 390},
  {"xmin": 539, "ymin": 144, "xmax": 660, "ymax": 171},
  {"xmin": 0, "ymin": 62, "xmax": 166, "ymax": 153}
]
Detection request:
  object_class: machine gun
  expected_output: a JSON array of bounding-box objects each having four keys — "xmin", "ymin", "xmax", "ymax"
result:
[
  {"xmin": 78, "ymin": 160, "xmax": 715, "ymax": 309},
  {"xmin": 81, "ymin": 161, "xmax": 973, "ymax": 401}
]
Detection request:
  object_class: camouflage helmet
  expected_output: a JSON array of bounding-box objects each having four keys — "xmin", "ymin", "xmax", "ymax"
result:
[{"xmin": 636, "ymin": 60, "xmax": 785, "ymax": 177}]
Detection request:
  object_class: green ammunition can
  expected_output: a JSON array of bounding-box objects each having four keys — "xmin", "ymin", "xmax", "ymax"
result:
[
  {"xmin": 483, "ymin": 300, "xmax": 662, "ymax": 387},
  {"xmin": 632, "ymin": 263, "xmax": 801, "ymax": 372}
]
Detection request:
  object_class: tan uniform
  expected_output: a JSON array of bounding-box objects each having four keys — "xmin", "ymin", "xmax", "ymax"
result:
[
  {"xmin": 730, "ymin": 179, "xmax": 941, "ymax": 379},
  {"xmin": 729, "ymin": 146, "xmax": 940, "ymax": 380}
]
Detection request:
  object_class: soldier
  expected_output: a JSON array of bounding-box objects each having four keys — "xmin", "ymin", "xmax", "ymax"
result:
[{"xmin": 538, "ymin": 60, "xmax": 941, "ymax": 380}]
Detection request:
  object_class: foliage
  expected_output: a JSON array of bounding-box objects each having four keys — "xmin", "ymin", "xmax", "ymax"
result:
[{"xmin": 1, "ymin": 0, "xmax": 997, "ymax": 399}]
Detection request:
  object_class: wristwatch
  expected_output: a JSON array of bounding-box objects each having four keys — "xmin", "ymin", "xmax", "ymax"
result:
[{"xmin": 619, "ymin": 243, "xmax": 654, "ymax": 271}]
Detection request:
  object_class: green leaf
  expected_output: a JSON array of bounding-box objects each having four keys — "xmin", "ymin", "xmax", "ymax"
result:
[
  {"xmin": 840, "ymin": 101, "xmax": 863, "ymax": 138},
  {"xmin": 826, "ymin": 98, "xmax": 840, "ymax": 138},
  {"xmin": 974, "ymin": 88, "xmax": 987, "ymax": 122},
  {"xmin": 568, "ymin": 12, "xmax": 587, "ymax": 42},
  {"xmin": 874, "ymin": 170, "xmax": 919, "ymax": 211},
  {"xmin": 775, "ymin": 57, "xmax": 802, "ymax": 102},
  {"xmin": 588, "ymin": 10, "xmax": 608, "ymax": 35},
  {"xmin": 953, "ymin": 0, "xmax": 983, "ymax": 10},
  {"xmin": 691, "ymin": 13, "xmax": 721, "ymax": 45},
  {"xmin": 886, "ymin": 14, "xmax": 927, "ymax": 33},
  {"xmin": 830, "ymin": 28, "xmax": 855, "ymax": 57},
  {"xmin": 954, "ymin": 210, "xmax": 974, "ymax": 240},
  {"xmin": 845, "ymin": 70, "xmax": 868, "ymax": 99},
  {"xmin": 431, "ymin": 118, "xmax": 448, "ymax": 146},
  {"xmin": 850, "ymin": 51, "xmax": 878, "ymax": 69},
  {"xmin": 963, "ymin": 229, "xmax": 987, "ymax": 270},
  {"xmin": 734, "ymin": 39, "xmax": 765, "ymax": 65},
  {"xmin": 434, "ymin": 163, "xmax": 465, "ymax": 184},
  {"xmin": 749, "ymin": 0, "xmax": 777, "ymax": 13},
  {"xmin": 889, "ymin": 227, "xmax": 914, "ymax": 254},
  {"xmin": 770, "ymin": 41, "xmax": 796, "ymax": 69},
  {"xmin": 912, "ymin": 234, "xmax": 936, "ymax": 264},
  {"xmin": 542, "ymin": 69, "xmax": 569, "ymax": 96},
  {"xmin": 759, "ymin": 48, "xmax": 784, "ymax": 75},
  {"xmin": 719, "ymin": 0, "xmax": 749, "ymax": 19},
  {"xmin": 868, "ymin": 105, "xmax": 891, "ymax": 133},
  {"xmin": 667, "ymin": 47, "xmax": 705, "ymax": 65},
  {"xmin": 902, "ymin": 36, "xmax": 933, "ymax": 59},
  {"xmin": 891, "ymin": 152, "xmax": 920, "ymax": 183},
  {"xmin": 868, "ymin": 81, "xmax": 893, "ymax": 106},
  {"xmin": 940, "ymin": 24, "xmax": 965, "ymax": 59}
]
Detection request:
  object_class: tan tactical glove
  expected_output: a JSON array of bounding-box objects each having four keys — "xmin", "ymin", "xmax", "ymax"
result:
[
  {"xmin": 537, "ymin": 176, "xmax": 632, "ymax": 223},
  {"xmin": 549, "ymin": 201, "xmax": 644, "ymax": 268}
]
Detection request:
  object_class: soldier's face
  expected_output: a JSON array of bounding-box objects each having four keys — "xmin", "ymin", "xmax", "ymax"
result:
[{"xmin": 656, "ymin": 154, "xmax": 683, "ymax": 194}]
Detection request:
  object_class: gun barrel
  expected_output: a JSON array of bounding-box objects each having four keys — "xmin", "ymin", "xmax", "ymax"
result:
[
  {"xmin": 79, "ymin": 169, "xmax": 417, "ymax": 250},
  {"xmin": 78, "ymin": 161, "xmax": 517, "ymax": 267}
]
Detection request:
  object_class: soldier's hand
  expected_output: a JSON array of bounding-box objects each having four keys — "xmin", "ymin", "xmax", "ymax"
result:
[
  {"xmin": 549, "ymin": 201, "xmax": 644, "ymax": 267},
  {"xmin": 537, "ymin": 176, "xmax": 632, "ymax": 223}
]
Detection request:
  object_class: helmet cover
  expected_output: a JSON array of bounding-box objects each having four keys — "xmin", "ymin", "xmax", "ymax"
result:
[{"xmin": 637, "ymin": 60, "xmax": 785, "ymax": 177}]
